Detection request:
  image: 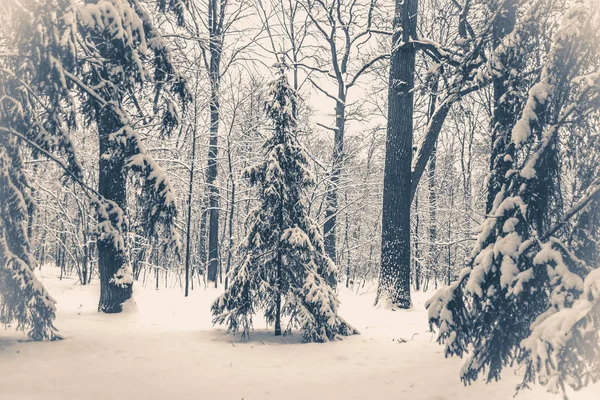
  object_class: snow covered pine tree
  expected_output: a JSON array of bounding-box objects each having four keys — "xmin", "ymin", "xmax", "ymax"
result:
[
  {"xmin": 0, "ymin": 0, "xmax": 189, "ymax": 338},
  {"xmin": 1, "ymin": 0, "xmax": 86, "ymax": 340},
  {"xmin": 211, "ymin": 64, "xmax": 358, "ymax": 343},
  {"xmin": 72, "ymin": 0, "xmax": 189, "ymax": 313},
  {"xmin": 0, "ymin": 120, "xmax": 62, "ymax": 340},
  {"xmin": 426, "ymin": 0, "xmax": 600, "ymax": 395}
]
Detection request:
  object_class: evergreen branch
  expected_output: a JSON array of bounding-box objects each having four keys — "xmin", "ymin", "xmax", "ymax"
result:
[{"xmin": 0, "ymin": 126, "xmax": 103, "ymax": 200}]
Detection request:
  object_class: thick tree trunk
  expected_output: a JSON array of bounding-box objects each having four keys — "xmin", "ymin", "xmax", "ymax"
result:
[
  {"xmin": 323, "ymin": 97, "xmax": 346, "ymax": 270},
  {"xmin": 376, "ymin": 0, "xmax": 417, "ymax": 308},
  {"xmin": 206, "ymin": 3, "xmax": 223, "ymax": 285},
  {"xmin": 97, "ymin": 110, "xmax": 132, "ymax": 313}
]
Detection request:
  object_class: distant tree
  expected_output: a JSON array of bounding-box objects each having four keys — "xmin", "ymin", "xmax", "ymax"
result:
[
  {"xmin": 202, "ymin": 0, "xmax": 227, "ymax": 285},
  {"xmin": 178, "ymin": 0, "xmax": 260, "ymax": 286},
  {"xmin": 298, "ymin": 0, "xmax": 390, "ymax": 266},
  {"xmin": 212, "ymin": 64, "xmax": 357, "ymax": 342}
]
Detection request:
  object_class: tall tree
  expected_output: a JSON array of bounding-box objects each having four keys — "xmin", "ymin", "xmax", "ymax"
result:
[
  {"xmin": 204, "ymin": 0, "xmax": 225, "ymax": 284},
  {"xmin": 212, "ymin": 65, "xmax": 357, "ymax": 342},
  {"xmin": 185, "ymin": 67, "xmax": 201, "ymax": 297},
  {"xmin": 376, "ymin": 0, "xmax": 417, "ymax": 308},
  {"xmin": 377, "ymin": 0, "xmax": 530, "ymax": 306}
]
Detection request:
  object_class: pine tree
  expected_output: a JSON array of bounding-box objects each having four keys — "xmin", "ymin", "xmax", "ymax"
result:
[
  {"xmin": 0, "ymin": 136, "xmax": 61, "ymax": 340},
  {"xmin": 211, "ymin": 64, "xmax": 358, "ymax": 343},
  {"xmin": 71, "ymin": 0, "xmax": 189, "ymax": 312},
  {"xmin": 486, "ymin": 0, "xmax": 519, "ymax": 214},
  {"xmin": 426, "ymin": 0, "xmax": 600, "ymax": 394},
  {"xmin": 0, "ymin": 0, "xmax": 86, "ymax": 340},
  {"xmin": 0, "ymin": 0, "xmax": 188, "ymax": 337}
]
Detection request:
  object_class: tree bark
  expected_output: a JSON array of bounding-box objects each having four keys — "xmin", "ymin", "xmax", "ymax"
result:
[
  {"xmin": 206, "ymin": 0, "xmax": 224, "ymax": 285},
  {"xmin": 184, "ymin": 110, "xmax": 198, "ymax": 297},
  {"xmin": 377, "ymin": 0, "xmax": 417, "ymax": 308},
  {"xmin": 97, "ymin": 109, "xmax": 132, "ymax": 313}
]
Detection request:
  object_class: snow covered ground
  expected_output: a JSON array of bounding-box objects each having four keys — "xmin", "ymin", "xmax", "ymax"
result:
[{"xmin": 1, "ymin": 269, "xmax": 598, "ymax": 400}]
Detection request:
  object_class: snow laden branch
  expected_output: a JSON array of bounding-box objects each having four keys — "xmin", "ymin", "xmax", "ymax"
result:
[
  {"xmin": 0, "ymin": 145, "xmax": 61, "ymax": 341},
  {"xmin": 426, "ymin": 1, "xmax": 600, "ymax": 395}
]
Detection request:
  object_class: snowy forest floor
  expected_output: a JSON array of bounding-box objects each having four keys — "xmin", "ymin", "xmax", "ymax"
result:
[{"xmin": 1, "ymin": 268, "xmax": 598, "ymax": 400}]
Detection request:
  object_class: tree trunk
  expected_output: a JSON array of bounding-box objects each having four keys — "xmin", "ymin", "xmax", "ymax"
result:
[
  {"xmin": 427, "ymin": 144, "xmax": 437, "ymax": 285},
  {"xmin": 447, "ymin": 175, "xmax": 455, "ymax": 286},
  {"xmin": 344, "ymin": 194, "xmax": 351, "ymax": 289},
  {"xmin": 274, "ymin": 290, "xmax": 282, "ymax": 336},
  {"xmin": 206, "ymin": 3, "xmax": 223, "ymax": 285},
  {"xmin": 39, "ymin": 228, "xmax": 46, "ymax": 267},
  {"xmin": 81, "ymin": 243, "xmax": 88, "ymax": 286},
  {"xmin": 97, "ymin": 109, "xmax": 132, "ymax": 313},
  {"xmin": 198, "ymin": 197, "xmax": 208, "ymax": 276},
  {"xmin": 377, "ymin": 0, "xmax": 417, "ymax": 308},
  {"xmin": 225, "ymin": 132, "xmax": 236, "ymax": 291},
  {"xmin": 414, "ymin": 191, "xmax": 420, "ymax": 292},
  {"xmin": 486, "ymin": 0, "xmax": 517, "ymax": 213},
  {"xmin": 323, "ymin": 96, "xmax": 346, "ymax": 271},
  {"xmin": 427, "ymin": 80, "xmax": 439, "ymax": 285},
  {"xmin": 88, "ymin": 241, "xmax": 95, "ymax": 284},
  {"xmin": 184, "ymin": 112, "xmax": 198, "ymax": 297}
]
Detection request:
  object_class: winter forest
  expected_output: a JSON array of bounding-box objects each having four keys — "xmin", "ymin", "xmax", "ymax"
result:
[{"xmin": 1, "ymin": 0, "xmax": 599, "ymax": 398}]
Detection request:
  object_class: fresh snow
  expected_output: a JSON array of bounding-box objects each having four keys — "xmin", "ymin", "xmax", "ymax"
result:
[{"xmin": 2, "ymin": 269, "xmax": 599, "ymax": 400}]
